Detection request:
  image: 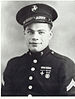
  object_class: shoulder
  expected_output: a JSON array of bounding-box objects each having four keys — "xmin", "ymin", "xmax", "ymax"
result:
[
  {"xmin": 7, "ymin": 52, "xmax": 28, "ymax": 65},
  {"xmin": 52, "ymin": 50, "xmax": 75, "ymax": 78},
  {"xmin": 51, "ymin": 50, "xmax": 75, "ymax": 65},
  {"xmin": 3, "ymin": 53, "xmax": 28, "ymax": 76}
]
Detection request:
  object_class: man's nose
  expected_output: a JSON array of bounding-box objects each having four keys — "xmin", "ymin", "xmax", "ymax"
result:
[
  {"xmin": 32, "ymin": 32, "xmax": 39, "ymax": 41},
  {"xmin": 32, "ymin": 38, "xmax": 38, "ymax": 41}
]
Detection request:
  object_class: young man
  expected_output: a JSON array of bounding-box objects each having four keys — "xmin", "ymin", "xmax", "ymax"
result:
[{"xmin": 1, "ymin": 3, "xmax": 75, "ymax": 96}]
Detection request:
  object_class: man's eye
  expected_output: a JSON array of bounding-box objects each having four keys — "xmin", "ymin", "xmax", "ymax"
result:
[
  {"xmin": 27, "ymin": 31, "xmax": 31, "ymax": 33},
  {"xmin": 27, "ymin": 31, "xmax": 34, "ymax": 34},
  {"xmin": 39, "ymin": 32, "xmax": 45, "ymax": 34}
]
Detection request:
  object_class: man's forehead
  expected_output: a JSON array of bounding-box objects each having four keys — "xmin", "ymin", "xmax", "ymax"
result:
[{"xmin": 25, "ymin": 23, "xmax": 50, "ymax": 31}]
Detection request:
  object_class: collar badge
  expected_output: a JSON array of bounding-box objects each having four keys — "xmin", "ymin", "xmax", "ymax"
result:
[{"xmin": 31, "ymin": 5, "xmax": 38, "ymax": 12}]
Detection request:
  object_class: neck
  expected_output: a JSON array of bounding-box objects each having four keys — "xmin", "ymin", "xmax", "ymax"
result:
[{"xmin": 29, "ymin": 46, "xmax": 49, "ymax": 53}]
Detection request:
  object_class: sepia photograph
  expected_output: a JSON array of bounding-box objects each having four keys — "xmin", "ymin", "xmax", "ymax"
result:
[{"xmin": 1, "ymin": 1, "xmax": 75, "ymax": 96}]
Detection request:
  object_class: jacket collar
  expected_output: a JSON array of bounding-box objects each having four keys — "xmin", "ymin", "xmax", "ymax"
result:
[{"xmin": 27, "ymin": 46, "xmax": 51, "ymax": 58}]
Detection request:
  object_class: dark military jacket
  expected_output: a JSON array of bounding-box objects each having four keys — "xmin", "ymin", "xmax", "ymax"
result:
[{"xmin": 1, "ymin": 47, "xmax": 75, "ymax": 96}]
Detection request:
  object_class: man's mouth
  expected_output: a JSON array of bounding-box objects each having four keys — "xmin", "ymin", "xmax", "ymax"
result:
[{"xmin": 29, "ymin": 42, "xmax": 42, "ymax": 44}]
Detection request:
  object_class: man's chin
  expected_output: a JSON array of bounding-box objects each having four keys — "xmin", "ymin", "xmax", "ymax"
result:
[{"xmin": 29, "ymin": 47, "xmax": 41, "ymax": 53}]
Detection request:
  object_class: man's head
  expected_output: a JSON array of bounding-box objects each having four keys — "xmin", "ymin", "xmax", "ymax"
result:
[
  {"xmin": 24, "ymin": 22, "xmax": 53, "ymax": 52},
  {"xmin": 16, "ymin": 3, "xmax": 58, "ymax": 52}
]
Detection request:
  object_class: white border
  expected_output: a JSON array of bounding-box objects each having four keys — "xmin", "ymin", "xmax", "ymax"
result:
[{"xmin": 1, "ymin": 0, "xmax": 75, "ymax": 99}]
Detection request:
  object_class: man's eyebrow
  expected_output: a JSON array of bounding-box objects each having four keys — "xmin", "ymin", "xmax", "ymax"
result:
[
  {"xmin": 26, "ymin": 28, "xmax": 34, "ymax": 32},
  {"xmin": 38, "ymin": 29, "xmax": 46, "ymax": 32},
  {"xmin": 26, "ymin": 28, "xmax": 46, "ymax": 32},
  {"xmin": 27, "ymin": 28, "xmax": 32, "ymax": 30}
]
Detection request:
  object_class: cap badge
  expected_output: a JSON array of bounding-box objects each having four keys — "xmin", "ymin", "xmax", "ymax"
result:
[{"xmin": 31, "ymin": 5, "xmax": 38, "ymax": 12}]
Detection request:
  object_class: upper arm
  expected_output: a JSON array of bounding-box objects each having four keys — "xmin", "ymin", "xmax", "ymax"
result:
[
  {"xmin": 1, "ymin": 58, "xmax": 18, "ymax": 96},
  {"xmin": 58, "ymin": 58, "xmax": 75, "ymax": 95}
]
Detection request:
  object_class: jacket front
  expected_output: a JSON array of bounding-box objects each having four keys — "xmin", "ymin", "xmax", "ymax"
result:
[{"xmin": 1, "ymin": 47, "xmax": 75, "ymax": 96}]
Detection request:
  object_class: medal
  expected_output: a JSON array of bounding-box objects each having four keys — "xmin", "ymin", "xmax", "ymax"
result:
[
  {"xmin": 45, "ymin": 74, "xmax": 50, "ymax": 79},
  {"xmin": 40, "ymin": 66, "xmax": 52, "ymax": 79},
  {"xmin": 40, "ymin": 71, "xmax": 44, "ymax": 75}
]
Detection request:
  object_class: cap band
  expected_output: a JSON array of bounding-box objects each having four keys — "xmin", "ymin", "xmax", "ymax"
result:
[{"xmin": 23, "ymin": 16, "xmax": 52, "ymax": 26}]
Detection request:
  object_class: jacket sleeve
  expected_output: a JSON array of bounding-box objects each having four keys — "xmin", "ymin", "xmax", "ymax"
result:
[
  {"xmin": 1, "ymin": 59, "xmax": 17, "ymax": 96},
  {"xmin": 58, "ymin": 58, "xmax": 75, "ymax": 96}
]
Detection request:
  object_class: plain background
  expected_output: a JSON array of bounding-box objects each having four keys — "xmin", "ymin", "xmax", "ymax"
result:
[{"xmin": 1, "ymin": 1, "xmax": 75, "ymax": 78}]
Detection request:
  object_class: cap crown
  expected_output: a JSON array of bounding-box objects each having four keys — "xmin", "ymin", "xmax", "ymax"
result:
[{"xmin": 16, "ymin": 3, "xmax": 58, "ymax": 25}]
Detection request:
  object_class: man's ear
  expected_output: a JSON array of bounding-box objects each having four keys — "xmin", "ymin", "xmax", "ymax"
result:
[
  {"xmin": 23, "ymin": 26, "xmax": 28, "ymax": 35},
  {"xmin": 50, "ymin": 31, "xmax": 53, "ymax": 38},
  {"xmin": 24, "ymin": 31, "xmax": 26, "ymax": 35},
  {"xmin": 23, "ymin": 28, "xmax": 26, "ymax": 35},
  {"xmin": 23, "ymin": 25, "xmax": 26, "ymax": 35}
]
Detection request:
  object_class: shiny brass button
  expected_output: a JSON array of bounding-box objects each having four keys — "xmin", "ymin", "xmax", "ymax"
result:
[
  {"xmin": 33, "ymin": 59, "xmax": 37, "ymax": 63},
  {"xmin": 29, "ymin": 76, "xmax": 33, "ymax": 80},
  {"xmin": 31, "ymin": 67, "xmax": 35, "ymax": 71},
  {"xmin": 28, "ymin": 94, "xmax": 32, "ymax": 97},
  {"xmin": 28, "ymin": 85, "xmax": 32, "ymax": 90}
]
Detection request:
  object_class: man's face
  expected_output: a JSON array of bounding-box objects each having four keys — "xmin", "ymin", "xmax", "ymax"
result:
[{"xmin": 24, "ymin": 23, "xmax": 53, "ymax": 52}]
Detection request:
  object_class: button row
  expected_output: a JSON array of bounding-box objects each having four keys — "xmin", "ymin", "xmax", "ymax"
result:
[{"xmin": 28, "ymin": 59, "xmax": 37, "ymax": 96}]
